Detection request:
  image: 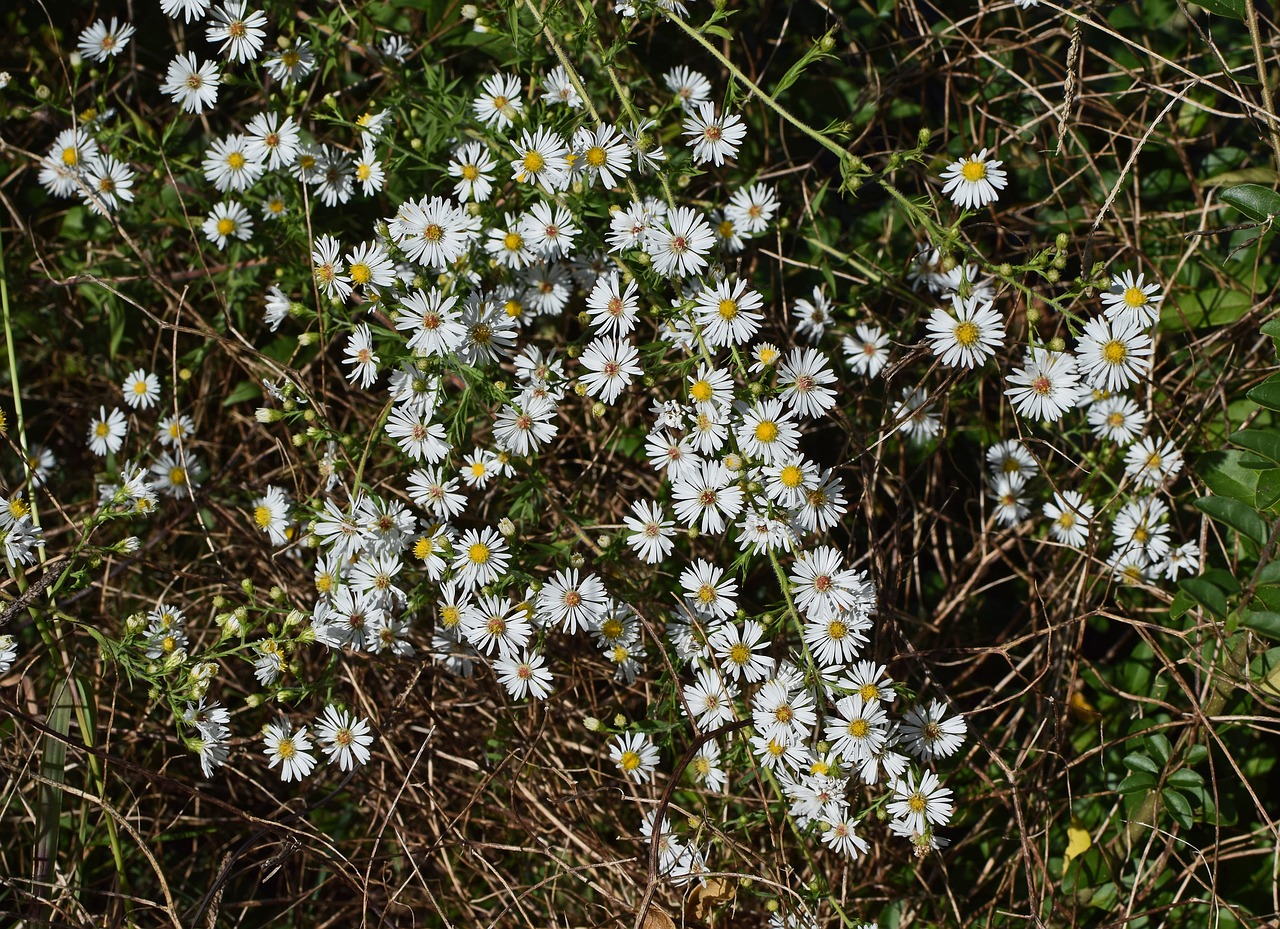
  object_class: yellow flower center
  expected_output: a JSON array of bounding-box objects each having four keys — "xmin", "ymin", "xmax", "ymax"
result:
[
  {"xmin": 717, "ymin": 299, "xmax": 739, "ymax": 320},
  {"xmin": 859, "ymin": 683, "xmax": 880, "ymax": 701},
  {"xmin": 907, "ymin": 792, "xmax": 927, "ymax": 813},
  {"xmin": 95, "ymin": 423, "xmax": 111, "ymax": 438},
  {"xmin": 779, "ymin": 465, "xmax": 804, "ymax": 488},
  {"xmin": 254, "ymin": 505, "xmax": 272, "ymax": 528},
  {"xmin": 690, "ymin": 380, "xmax": 713, "ymax": 402},
  {"xmin": 169, "ymin": 467, "xmax": 187, "ymax": 486},
  {"xmin": 468, "ymin": 542, "xmax": 490, "ymax": 564},
  {"xmin": 413, "ymin": 536, "xmax": 434, "ymax": 559},
  {"xmin": 619, "ymin": 750, "xmax": 641, "ymax": 771},
  {"xmin": 62, "ymin": 146, "xmax": 79, "ymax": 166},
  {"xmin": 953, "ymin": 320, "xmax": 981, "ymax": 347},
  {"xmin": 276, "ymin": 738, "xmax": 296, "ymax": 760},
  {"xmin": 441, "ymin": 605, "xmax": 460, "ymax": 628},
  {"xmin": 503, "ymin": 232, "xmax": 523, "ymax": 251},
  {"xmin": 1122, "ymin": 286, "xmax": 1148, "ymax": 307},
  {"xmin": 522, "ymin": 151, "xmax": 545, "ymax": 173},
  {"xmin": 133, "ymin": 381, "xmax": 149, "ymax": 394},
  {"xmin": 960, "ymin": 160, "xmax": 986, "ymax": 182},
  {"xmin": 350, "ymin": 263, "xmax": 372, "ymax": 285},
  {"xmin": 828, "ymin": 619, "xmax": 848, "ymax": 640},
  {"xmin": 696, "ymin": 584, "xmax": 717, "ymax": 604},
  {"xmin": 585, "ymin": 146, "xmax": 607, "ymax": 167},
  {"xmin": 216, "ymin": 218, "xmax": 236, "ymax": 236},
  {"xmin": 1101, "ymin": 340, "xmax": 1128, "ymax": 364},
  {"xmin": 600, "ymin": 618, "xmax": 623, "ymax": 640},
  {"xmin": 356, "ymin": 164, "xmax": 372, "ymax": 181},
  {"xmin": 1145, "ymin": 452, "xmax": 1162, "ymax": 470},
  {"xmin": 754, "ymin": 420, "xmax": 779, "ymax": 444},
  {"xmin": 848, "ymin": 718, "xmax": 869, "ymax": 738},
  {"xmin": 718, "ymin": 219, "xmax": 735, "ymax": 238},
  {"xmin": 227, "ymin": 152, "xmax": 246, "ymax": 171},
  {"xmin": 729, "ymin": 643, "xmax": 750, "ymax": 665},
  {"xmin": 462, "ymin": 164, "xmax": 479, "ymax": 181},
  {"xmin": 504, "ymin": 300, "xmax": 523, "ymax": 318}
]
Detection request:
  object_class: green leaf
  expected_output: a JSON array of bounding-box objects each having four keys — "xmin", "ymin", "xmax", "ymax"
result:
[
  {"xmin": 1180, "ymin": 577, "xmax": 1228, "ymax": 617},
  {"xmin": 1170, "ymin": 589, "xmax": 1195, "ymax": 620},
  {"xmin": 1248, "ymin": 374, "xmax": 1280, "ymax": 411},
  {"xmin": 1258, "ymin": 561, "xmax": 1280, "ymax": 586},
  {"xmin": 1230, "ymin": 429, "xmax": 1280, "ymax": 466},
  {"xmin": 1257, "ymin": 470, "xmax": 1280, "ymax": 509},
  {"xmin": 1262, "ymin": 318, "xmax": 1280, "ymax": 340},
  {"xmin": 222, "ymin": 379, "xmax": 263, "ymax": 407},
  {"xmin": 1240, "ymin": 610, "xmax": 1280, "ymax": 640},
  {"xmin": 1123, "ymin": 753, "xmax": 1160, "ymax": 775},
  {"xmin": 1195, "ymin": 495, "xmax": 1268, "ymax": 546},
  {"xmin": 1144, "ymin": 733, "xmax": 1173, "ymax": 767},
  {"xmin": 1167, "ymin": 768, "xmax": 1205, "ymax": 790},
  {"xmin": 1162, "ymin": 788, "xmax": 1194, "ymax": 828},
  {"xmin": 1220, "ymin": 183, "xmax": 1280, "ymax": 220},
  {"xmin": 1185, "ymin": 744, "xmax": 1209, "ymax": 766},
  {"xmin": 1198, "ymin": 451, "xmax": 1260, "ymax": 504},
  {"xmin": 1119, "ymin": 771, "xmax": 1157, "ymax": 794}
]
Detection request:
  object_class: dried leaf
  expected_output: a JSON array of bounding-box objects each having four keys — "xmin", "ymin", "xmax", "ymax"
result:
[{"xmin": 684, "ymin": 877, "xmax": 736, "ymax": 924}]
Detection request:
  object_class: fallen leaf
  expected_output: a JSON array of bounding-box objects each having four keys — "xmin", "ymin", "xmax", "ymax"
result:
[
  {"xmin": 1063, "ymin": 823, "xmax": 1092, "ymax": 874},
  {"xmin": 684, "ymin": 876, "xmax": 736, "ymax": 923}
]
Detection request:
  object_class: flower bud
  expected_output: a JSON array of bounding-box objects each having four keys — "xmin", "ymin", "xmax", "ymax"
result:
[
  {"xmin": 583, "ymin": 716, "xmax": 602, "ymax": 732},
  {"xmin": 569, "ymin": 552, "xmax": 585, "ymax": 568},
  {"xmin": 1048, "ymin": 336, "xmax": 1066, "ymax": 352},
  {"xmin": 498, "ymin": 517, "xmax": 516, "ymax": 537}
]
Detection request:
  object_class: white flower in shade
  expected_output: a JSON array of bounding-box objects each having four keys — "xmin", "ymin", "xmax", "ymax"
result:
[
  {"xmin": 314, "ymin": 705, "xmax": 373, "ymax": 770},
  {"xmin": 664, "ymin": 65, "xmax": 712, "ymax": 110},
  {"xmin": 160, "ymin": 0, "xmax": 212, "ymax": 23},
  {"xmin": 203, "ymin": 201, "xmax": 253, "ymax": 248},
  {"xmin": 385, "ymin": 408, "xmax": 449, "ymax": 462},
  {"xmin": 78, "ymin": 17, "xmax": 136, "ymax": 61},
  {"xmin": 778, "ymin": 347, "xmax": 838, "ymax": 418},
  {"xmin": 672, "ymin": 461, "xmax": 744, "ymax": 535},
  {"xmin": 579, "ymin": 336, "xmax": 642, "ymax": 404},
  {"xmin": 572, "ymin": 124, "xmax": 632, "ymax": 189},
  {"xmin": 203, "ymin": 134, "xmax": 263, "ymax": 193},
  {"xmin": 900, "ymin": 699, "xmax": 967, "ymax": 761},
  {"xmin": 448, "ymin": 141, "xmax": 497, "ymax": 202},
  {"xmin": 312, "ymin": 234, "xmax": 352, "ymax": 301},
  {"xmin": 161, "ymin": 53, "xmax": 220, "ymax": 114},
  {"xmin": 682, "ymin": 668, "xmax": 739, "ymax": 729},
  {"xmin": 244, "ymin": 112, "xmax": 300, "ymax": 170},
  {"xmin": 406, "ymin": 466, "xmax": 466, "ymax": 520},
  {"xmin": 1109, "ymin": 547, "xmax": 1153, "ymax": 585},
  {"xmin": 1161, "ymin": 540, "xmax": 1201, "ymax": 581},
  {"xmin": 1125, "ymin": 435, "xmax": 1183, "ymax": 488},
  {"xmin": 926, "ymin": 295, "xmax": 1005, "ymax": 369},
  {"xmin": 623, "ymin": 499, "xmax": 676, "ymax": 564},
  {"xmin": 680, "ymin": 559, "xmax": 738, "ymax": 620},
  {"xmin": 494, "ymin": 649, "xmax": 554, "ymax": 700},
  {"xmin": 493, "ymin": 392, "xmax": 558, "ymax": 457},
  {"xmin": 206, "ymin": 1, "xmax": 268, "ymax": 62},
  {"xmin": 39, "ymin": 128, "xmax": 99, "ymax": 198},
  {"xmin": 540, "ymin": 65, "xmax": 581, "ymax": 108},
  {"xmin": 610, "ymin": 732, "xmax": 660, "ymax": 784},
  {"xmin": 986, "ymin": 440, "xmax": 1037, "ymax": 482},
  {"xmin": 121, "ymin": 369, "xmax": 160, "ymax": 410},
  {"xmin": 887, "ymin": 769, "xmax": 954, "ymax": 833},
  {"xmin": 1043, "ymin": 490, "xmax": 1093, "ymax": 547},
  {"xmin": 1005, "ymin": 347, "xmax": 1081, "ymax": 422},
  {"xmin": 586, "ymin": 273, "xmax": 640, "ymax": 336},
  {"xmin": 792, "ymin": 286, "xmax": 833, "ymax": 343},
  {"xmin": 694, "ymin": 277, "xmax": 764, "ymax": 348},
  {"xmin": 343, "ymin": 324, "xmax": 379, "ymax": 389},
  {"xmin": 989, "ymin": 474, "xmax": 1030, "ymax": 526},
  {"xmin": 842, "ymin": 323, "xmax": 891, "ymax": 378},
  {"xmin": 462, "ymin": 594, "xmax": 531, "ymax": 657},
  {"xmin": 1101, "ymin": 270, "xmax": 1162, "ymax": 328},
  {"xmin": 263, "ymin": 39, "xmax": 315, "ymax": 86},
  {"xmin": 939, "ymin": 148, "xmax": 1007, "ymax": 209},
  {"xmin": 682, "ymin": 101, "xmax": 746, "ymax": 165},
  {"xmin": 644, "ymin": 206, "xmax": 716, "ymax": 278},
  {"xmin": 510, "ymin": 126, "xmax": 570, "ymax": 191},
  {"xmin": 473, "ymin": 72, "xmax": 523, "ymax": 129},
  {"xmin": 81, "ymin": 155, "xmax": 135, "ymax": 215},
  {"xmin": 251, "ymin": 485, "xmax": 291, "ymax": 545},
  {"xmin": 520, "ymin": 200, "xmax": 578, "ymax": 260},
  {"xmin": 752, "ymin": 679, "xmax": 817, "ymax": 744},
  {"xmin": 724, "ymin": 182, "xmax": 778, "ymax": 235},
  {"xmin": 822, "ymin": 818, "xmax": 871, "ymax": 859},
  {"xmin": 1112, "ymin": 496, "xmax": 1171, "ymax": 560},
  {"xmin": 263, "ymin": 720, "xmax": 317, "ymax": 782},
  {"xmin": 619, "ymin": 118, "xmax": 668, "ymax": 173},
  {"xmin": 709, "ymin": 620, "xmax": 773, "ymax": 683},
  {"xmin": 1088, "ymin": 395, "xmax": 1146, "ymax": 444},
  {"xmin": 87, "ymin": 406, "xmax": 127, "ymax": 456},
  {"xmin": 893, "ymin": 387, "xmax": 940, "ymax": 444},
  {"xmin": 1076, "ymin": 316, "xmax": 1153, "ymax": 392}
]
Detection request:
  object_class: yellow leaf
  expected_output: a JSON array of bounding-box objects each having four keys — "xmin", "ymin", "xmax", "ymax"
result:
[{"xmin": 1063, "ymin": 824, "xmax": 1092, "ymax": 874}]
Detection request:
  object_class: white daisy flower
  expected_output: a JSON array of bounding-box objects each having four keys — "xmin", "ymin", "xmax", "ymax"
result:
[
  {"xmin": 161, "ymin": 53, "xmax": 220, "ymax": 114},
  {"xmin": 203, "ymin": 133, "xmax": 263, "ymax": 193},
  {"xmin": 682, "ymin": 668, "xmax": 739, "ymax": 729},
  {"xmin": 990, "ymin": 473, "xmax": 1030, "ymax": 526},
  {"xmin": 540, "ymin": 65, "xmax": 582, "ymax": 108},
  {"xmin": 87, "ymin": 406, "xmax": 127, "ymax": 456},
  {"xmin": 693, "ymin": 277, "xmax": 764, "ymax": 348},
  {"xmin": 263, "ymin": 40, "xmax": 315, "ymax": 86},
  {"xmin": 396, "ymin": 288, "xmax": 465, "ymax": 357},
  {"xmin": 452, "ymin": 526, "xmax": 510, "ymax": 592},
  {"xmin": 586, "ymin": 273, "xmax": 640, "ymax": 336},
  {"xmin": 682, "ymin": 101, "xmax": 747, "ymax": 165},
  {"xmin": 343, "ymin": 323, "xmax": 379, "ymax": 389},
  {"xmin": 121, "ymin": 369, "xmax": 160, "ymax": 410},
  {"xmin": 160, "ymin": 0, "xmax": 212, "ymax": 23},
  {"xmin": 1087, "ymin": 395, "xmax": 1146, "ymax": 444},
  {"xmin": 578, "ymin": 336, "xmax": 642, "ymax": 404},
  {"xmin": 572, "ymin": 124, "xmax": 632, "ymax": 189},
  {"xmin": 494, "ymin": 649, "xmax": 554, "ymax": 700},
  {"xmin": 842, "ymin": 323, "xmax": 892, "ymax": 378},
  {"xmin": 448, "ymin": 141, "xmax": 497, "ymax": 202},
  {"xmin": 244, "ymin": 112, "xmax": 300, "ymax": 170},
  {"xmin": 1101, "ymin": 269, "xmax": 1162, "ymax": 328},
  {"xmin": 473, "ymin": 72, "xmax": 523, "ymax": 129},
  {"xmin": 644, "ymin": 206, "xmax": 715, "ymax": 278},
  {"xmin": 824, "ymin": 693, "xmax": 890, "ymax": 763},
  {"xmin": 672, "ymin": 461, "xmax": 744, "ymax": 535},
  {"xmin": 893, "ymin": 386, "xmax": 941, "ymax": 444},
  {"xmin": 925, "ymin": 295, "xmax": 1005, "ymax": 369},
  {"xmin": 1076, "ymin": 316, "xmax": 1153, "ymax": 392},
  {"xmin": 205, "ymin": 1, "xmax": 268, "ymax": 62},
  {"xmin": 203, "ymin": 201, "xmax": 253, "ymax": 248},
  {"xmin": 939, "ymin": 148, "xmax": 1007, "ymax": 209},
  {"xmin": 736, "ymin": 399, "xmax": 801, "ymax": 465},
  {"xmin": 312, "ymin": 234, "xmax": 353, "ymax": 301},
  {"xmin": 778, "ymin": 347, "xmax": 838, "ymax": 418},
  {"xmin": 622, "ymin": 499, "xmax": 676, "ymax": 564},
  {"xmin": 1124, "ymin": 435, "xmax": 1183, "ymax": 488},
  {"xmin": 1043, "ymin": 489, "xmax": 1093, "ymax": 547},
  {"xmin": 509, "ymin": 126, "xmax": 570, "ymax": 191},
  {"xmin": 899, "ymin": 699, "xmax": 967, "ymax": 761},
  {"xmin": 792, "ymin": 286, "xmax": 832, "ymax": 343},
  {"xmin": 724, "ymin": 182, "xmax": 778, "ymax": 236},
  {"xmin": 251, "ymin": 485, "xmax": 292, "ymax": 545},
  {"xmin": 1161, "ymin": 540, "xmax": 1201, "ymax": 581},
  {"xmin": 81, "ymin": 155, "xmax": 135, "ymax": 215},
  {"xmin": 610, "ymin": 732, "xmax": 660, "ymax": 784},
  {"xmin": 520, "ymin": 200, "xmax": 578, "ymax": 260},
  {"xmin": 663, "ymin": 65, "xmax": 712, "ymax": 110},
  {"xmin": 262, "ymin": 720, "xmax": 317, "ymax": 783},
  {"xmin": 78, "ymin": 17, "xmax": 136, "ymax": 61},
  {"xmin": 1004, "ymin": 347, "xmax": 1082, "ymax": 421},
  {"xmin": 680, "ymin": 559, "xmax": 738, "ymax": 620},
  {"xmin": 887, "ymin": 769, "xmax": 954, "ymax": 832},
  {"xmin": 538, "ymin": 568, "xmax": 608, "ymax": 633},
  {"xmin": 709, "ymin": 620, "xmax": 773, "ymax": 683}
]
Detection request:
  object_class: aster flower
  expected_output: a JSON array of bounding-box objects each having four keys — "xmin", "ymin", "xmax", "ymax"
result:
[
  {"xmin": 1124, "ymin": 435, "xmax": 1184, "ymax": 488},
  {"xmin": 664, "ymin": 65, "xmax": 712, "ymax": 110},
  {"xmin": 343, "ymin": 323, "xmax": 379, "ymax": 389},
  {"xmin": 693, "ymin": 277, "xmax": 764, "ymax": 347},
  {"xmin": 579, "ymin": 336, "xmax": 642, "ymax": 404},
  {"xmin": 205, "ymin": 1, "xmax": 268, "ymax": 63},
  {"xmin": 263, "ymin": 40, "xmax": 315, "ymax": 86},
  {"xmin": 473, "ymin": 72, "xmax": 523, "ymax": 129},
  {"xmin": 161, "ymin": 53, "xmax": 220, "ymax": 114},
  {"xmin": 682, "ymin": 101, "xmax": 747, "ymax": 165},
  {"xmin": 263, "ymin": 720, "xmax": 317, "ymax": 783},
  {"xmin": 540, "ymin": 65, "xmax": 582, "ymax": 108},
  {"xmin": 510, "ymin": 126, "xmax": 570, "ymax": 191},
  {"xmin": 448, "ymin": 141, "xmax": 497, "ymax": 202},
  {"xmin": 1043, "ymin": 490, "xmax": 1093, "ymax": 547},
  {"xmin": 1076, "ymin": 316, "xmax": 1153, "ymax": 392},
  {"xmin": 1101, "ymin": 270, "xmax": 1162, "ymax": 327},
  {"xmin": 87, "ymin": 406, "xmax": 127, "ymax": 456},
  {"xmin": 623, "ymin": 499, "xmax": 676, "ymax": 564},
  {"xmin": 78, "ymin": 18, "xmax": 136, "ymax": 62},
  {"xmin": 842, "ymin": 323, "xmax": 891, "ymax": 378},
  {"xmin": 494, "ymin": 649, "xmax": 554, "ymax": 700},
  {"xmin": 610, "ymin": 732, "xmax": 660, "ymax": 784},
  {"xmin": 121, "ymin": 369, "xmax": 160, "ymax": 410},
  {"xmin": 1004, "ymin": 348, "xmax": 1082, "ymax": 422},
  {"xmin": 1088, "ymin": 395, "xmax": 1147, "ymax": 444},
  {"xmin": 724, "ymin": 182, "xmax": 778, "ymax": 236},
  {"xmin": 644, "ymin": 206, "xmax": 715, "ymax": 278},
  {"xmin": 925, "ymin": 295, "xmax": 1005, "ymax": 369},
  {"xmin": 939, "ymin": 148, "xmax": 1007, "ymax": 209},
  {"xmin": 82, "ymin": 155, "xmax": 135, "ymax": 215},
  {"xmin": 572, "ymin": 124, "xmax": 633, "ymax": 189}
]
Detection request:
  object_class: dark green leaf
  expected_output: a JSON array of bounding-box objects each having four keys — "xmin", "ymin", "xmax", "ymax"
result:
[
  {"xmin": 1257, "ymin": 561, "xmax": 1280, "ymax": 586},
  {"xmin": 1167, "ymin": 768, "xmax": 1204, "ymax": 790},
  {"xmin": 1198, "ymin": 451, "xmax": 1260, "ymax": 503},
  {"xmin": 1255, "ymin": 586, "xmax": 1280, "ymax": 611},
  {"xmin": 1123, "ymin": 753, "xmax": 1160, "ymax": 775},
  {"xmin": 1185, "ymin": 744, "xmax": 1209, "ymax": 766},
  {"xmin": 1195, "ymin": 496, "xmax": 1268, "ymax": 546},
  {"xmin": 1119, "ymin": 771, "xmax": 1157, "ymax": 794},
  {"xmin": 1144, "ymin": 733, "xmax": 1172, "ymax": 767},
  {"xmin": 222, "ymin": 379, "xmax": 263, "ymax": 407},
  {"xmin": 1220, "ymin": 183, "xmax": 1280, "ymax": 220},
  {"xmin": 1240, "ymin": 610, "xmax": 1280, "ymax": 640},
  {"xmin": 1263, "ymin": 319, "xmax": 1280, "ymax": 340},
  {"xmin": 1230, "ymin": 429, "xmax": 1280, "ymax": 465},
  {"xmin": 1179, "ymin": 577, "xmax": 1228, "ymax": 617},
  {"xmin": 1257, "ymin": 470, "xmax": 1280, "ymax": 509},
  {"xmin": 1248, "ymin": 374, "xmax": 1280, "ymax": 411},
  {"xmin": 1170, "ymin": 589, "xmax": 1195, "ymax": 620},
  {"xmin": 1162, "ymin": 789, "xmax": 1194, "ymax": 828}
]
